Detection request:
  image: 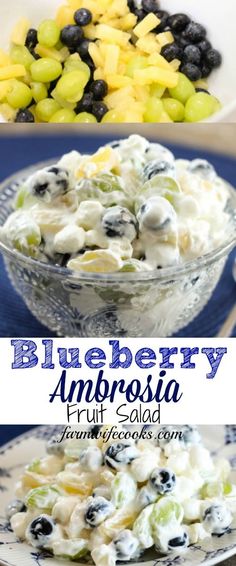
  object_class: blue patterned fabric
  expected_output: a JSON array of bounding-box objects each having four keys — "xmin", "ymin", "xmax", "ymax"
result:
[{"xmin": 0, "ymin": 133, "xmax": 235, "ymax": 338}]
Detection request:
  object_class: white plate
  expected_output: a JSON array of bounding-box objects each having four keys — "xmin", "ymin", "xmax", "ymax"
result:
[
  {"xmin": 0, "ymin": 0, "xmax": 235, "ymax": 122},
  {"xmin": 1, "ymin": 426, "xmax": 236, "ymax": 566}
]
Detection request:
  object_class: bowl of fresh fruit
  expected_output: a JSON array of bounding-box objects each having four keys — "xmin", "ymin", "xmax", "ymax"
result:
[{"xmin": 0, "ymin": 0, "xmax": 234, "ymax": 124}]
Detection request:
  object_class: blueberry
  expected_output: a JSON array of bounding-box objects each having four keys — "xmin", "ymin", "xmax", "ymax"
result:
[
  {"xmin": 141, "ymin": 0, "xmax": 160, "ymax": 13},
  {"xmin": 188, "ymin": 159, "xmax": 216, "ymax": 180},
  {"xmin": 182, "ymin": 22, "xmax": 206, "ymax": 43},
  {"xmin": 113, "ymin": 530, "xmax": 141, "ymax": 561},
  {"xmin": 104, "ymin": 442, "xmax": 138, "ymax": 470},
  {"xmin": 6, "ymin": 499, "xmax": 27, "ymax": 520},
  {"xmin": 46, "ymin": 435, "xmax": 65, "ymax": 456},
  {"xmin": 76, "ymin": 38, "xmax": 91, "ymax": 58},
  {"xmin": 154, "ymin": 10, "xmax": 169, "ymax": 32},
  {"xmin": 201, "ymin": 62, "xmax": 211, "ymax": 78},
  {"xmin": 74, "ymin": 8, "xmax": 92, "ymax": 26},
  {"xmin": 60, "ymin": 25, "xmax": 84, "ymax": 49},
  {"xmin": 134, "ymin": 8, "xmax": 146, "ymax": 21},
  {"xmin": 161, "ymin": 42, "xmax": 183, "ymax": 62},
  {"xmin": 204, "ymin": 48, "xmax": 222, "ymax": 69},
  {"xmin": 27, "ymin": 166, "xmax": 70, "ymax": 201},
  {"xmin": 203, "ymin": 505, "xmax": 232, "ymax": 535},
  {"xmin": 150, "ymin": 467, "xmax": 176, "ymax": 494},
  {"xmin": 92, "ymin": 101, "xmax": 108, "ymax": 122},
  {"xmin": 172, "ymin": 33, "xmax": 189, "ymax": 48},
  {"xmin": 90, "ymin": 79, "xmax": 108, "ymax": 100},
  {"xmin": 197, "ymin": 39, "xmax": 212, "ymax": 53},
  {"xmin": 85, "ymin": 497, "xmax": 114, "ymax": 527},
  {"xmin": 167, "ymin": 13, "xmax": 190, "ymax": 32},
  {"xmin": 15, "ymin": 109, "xmax": 35, "ymax": 123},
  {"xmin": 102, "ymin": 206, "xmax": 137, "ymax": 241},
  {"xmin": 143, "ymin": 160, "xmax": 175, "ymax": 181},
  {"xmin": 183, "ymin": 45, "xmax": 201, "ymax": 65},
  {"xmin": 168, "ymin": 532, "xmax": 188, "ymax": 550},
  {"xmin": 180, "ymin": 62, "xmax": 202, "ymax": 81},
  {"xmin": 27, "ymin": 515, "xmax": 54, "ymax": 547},
  {"xmin": 25, "ymin": 28, "xmax": 38, "ymax": 50},
  {"xmin": 75, "ymin": 92, "xmax": 94, "ymax": 113},
  {"xmin": 127, "ymin": 0, "xmax": 135, "ymax": 11}
]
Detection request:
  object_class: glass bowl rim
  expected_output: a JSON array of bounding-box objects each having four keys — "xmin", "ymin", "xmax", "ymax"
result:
[{"xmin": 0, "ymin": 157, "xmax": 236, "ymax": 284}]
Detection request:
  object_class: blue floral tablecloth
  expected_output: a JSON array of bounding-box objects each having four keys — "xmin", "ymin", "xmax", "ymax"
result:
[{"xmin": 0, "ymin": 132, "xmax": 235, "ymax": 338}]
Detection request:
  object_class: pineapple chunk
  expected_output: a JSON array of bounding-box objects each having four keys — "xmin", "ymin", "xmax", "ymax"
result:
[
  {"xmin": 88, "ymin": 43, "xmax": 104, "ymax": 67},
  {"xmin": 0, "ymin": 103, "xmax": 17, "ymax": 122},
  {"xmin": 170, "ymin": 58, "xmax": 181, "ymax": 71},
  {"xmin": 106, "ymin": 74, "xmax": 132, "ymax": 88},
  {"xmin": 104, "ymin": 86, "xmax": 134, "ymax": 108},
  {"xmin": 0, "ymin": 65, "xmax": 26, "ymax": 80},
  {"xmin": 134, "ymin": 66, "xmax": 178, "ymax": 88},
  {"xmin": 119, "ymin": 13, "xmax": 137, "ymax": 31},
  {"xmin": 83, "ymin": 24, "xmax": 98, "ymax": 40},
  {"xmin": 0, "ymin": 80, "xmax": 12, "ymax": 101},
  {"xmin": 95, "ymin": 24, "xmax": 131, "ymax": 46},
  {"xmin": 134, "ymin": 85, "xmax": 150, "ymax": 102},
  {"xmin": 147, "ymin": 52, "xmax": 175, "ymax": 71},
  {"xmin": 93, "ymin": 67, "xmax": 105, "ymax": 80},
  {"xmin": 35, "ymin": 45, "xmax": 64, "ymax": 62},
  {"xmin": 99, "ymin": 506, "xmax": 139, "ymax": 538},
  {"xmin": 11, "ymin": 18, "xmax": 31, "ymax": 45},
  {"xmin": 56, "ymin": 5, "xmax": 75, "ymax": 27},
  {"xmin": 106, "ymin": 0, "xmax": 129, "ymax": 18},
  {"xmin": 136, "ymin": 34, "xmax": 160, "ymax": 54},
  {"xmin": 104, "ymin": 44, "xmax": 120, "ymax": 75},
  {"xmin": 76, "ymin": 147, "xmax": 120, "ymax": 179},
  {"xmin": 133, "ymin": 13, "xmax": 161, "ymax": 38},
  {"xmin": 156, "ymin": 31, "xmax": 174, "ymax": 47},
  {"xmin": 0, "ymin": 49, "xmax": 12, "ymax": 67}
]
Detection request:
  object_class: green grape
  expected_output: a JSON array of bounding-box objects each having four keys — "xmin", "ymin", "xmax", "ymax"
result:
[
  {"xmin": 7, "ymin": 80, "xmax": 32, "ymax": 109},
  {"xmin": 144, "ymin": 97, "xmax": 163, "ymax": 122},
  {"xmin": 10, "ymin": 45, "xmax": 35, "ymax": 70},
  {"xmin": 30, "ymin": 81, "xmax": 48, "ymax": 103},
  {"xmin": 126, "ymin": 56, "xmax": 147, "ymax": 78},
  {"xmin": 37, "ymin": 19, "xmax": 60, "ymax": 48},
  {"xmin": 36, "ymin": 98, "xmax": 61, "ymax": 122},
  {"xmin": 74, "ymin": 112, "xmax": 97, "ymax": 123},
  {"xmin": 56, "ymin": 70, "xmax": 87, "ymax": 103},
  {"xmin": 201, "ymin": 481, "xmax": 222, "ymax": 499},
  {"xmin": 26, "ymin": 486, "xmax": 59, "ymax": 510},
  {"xmin": 163, "ymin": 98, "xmax": 185, "ymax": 122},
  {"xmin": 49, "ymin": 108, "xmax": 76, "ymax": 122},
  {"xmin": 30, "ymin": 58, "xmax": 62, "ymax": 83},
  {"xmin": 51, "ymin": 88, "xmax": 75, "ymax": 110},
  {"xmin": 101, "ymin": 109, "xmax": 126, "ymax": 123},
  {"xmin": 15, "ymin": 186, "xmax": 29, "ymax": 209},
  {"xmin": 64, "ymin": 57, "xmax": 90, "ymax": 82},
  {"xmin": 111, "ymin": 472, "xmax": 137, "ymax": 508},
  {"xmin": 54, "ymin": 539, "xmax": 88, "ymax": 560},
  {"xmin": 150, "ymin": 497, "xmax": 183, "ymax": 530},
  {"xmin": 169, "ymin": 72, "xmax": 195, "ymax": 104},
  {"xmin": 185, "ymin": 92, "xmax": 221, "ymax": 122},
  {"xmin": 150, "ymin": 83, "xmax": 166, "ymax": 98}
]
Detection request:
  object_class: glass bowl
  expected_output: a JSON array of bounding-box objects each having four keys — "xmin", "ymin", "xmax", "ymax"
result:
[{"xmin": 0, "ymin": 160, "xmax": 236, "ymax": 337}]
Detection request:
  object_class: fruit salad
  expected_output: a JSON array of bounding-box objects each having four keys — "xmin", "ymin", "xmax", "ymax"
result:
[
  {"xmin": 0, "ymin": 135, "xmax": 231, "ymax": 274},
  {"xmin": 6, "ymin": 425, "xmax": 236, "ymax": 564},
  {"xmin": 0, "ymin": 0, "xmax": 222, "ymax": 123}
]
